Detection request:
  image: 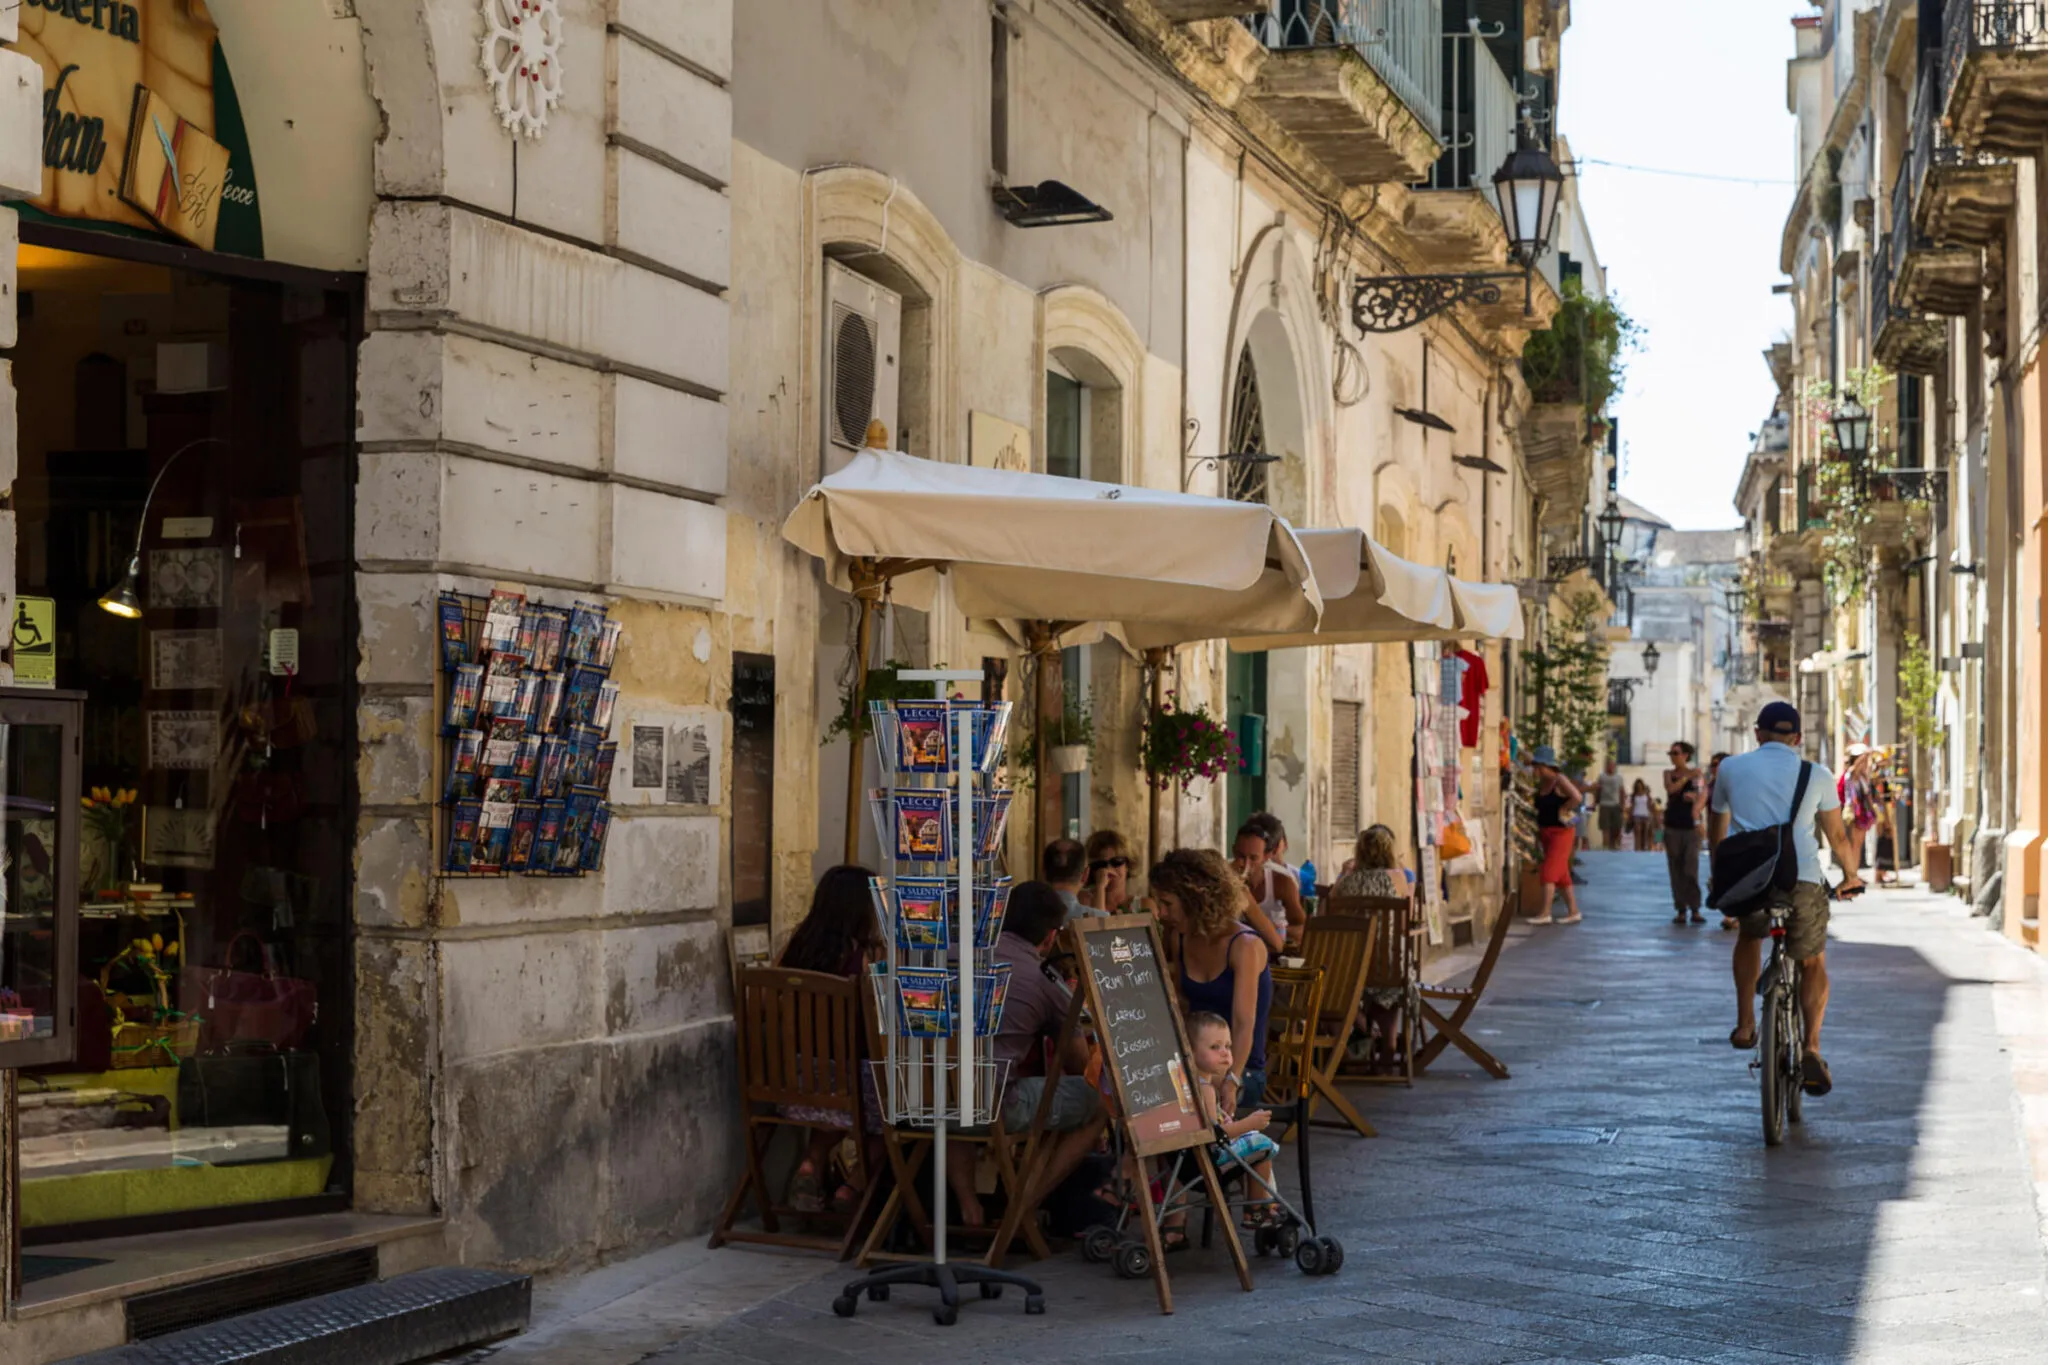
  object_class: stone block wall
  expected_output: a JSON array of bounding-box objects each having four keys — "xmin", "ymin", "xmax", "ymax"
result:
[{"xmin": 353, "ymin": 0, "xmax": 748, "ymax": 1270}]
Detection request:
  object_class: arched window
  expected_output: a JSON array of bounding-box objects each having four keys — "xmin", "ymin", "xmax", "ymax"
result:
[{"xmin": 1226, "ymin": 343, "xmax": 1269, "ymax": 504}]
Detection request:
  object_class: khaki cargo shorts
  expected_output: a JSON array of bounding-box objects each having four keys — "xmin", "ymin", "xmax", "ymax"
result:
[{"xmin": 1738, "ymin": 880, "xmax": 1830, "ymax": 961}]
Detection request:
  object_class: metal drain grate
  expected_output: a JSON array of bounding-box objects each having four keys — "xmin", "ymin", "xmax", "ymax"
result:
[
  {"xmin": 1454, "ymin": 1125, "xmax": 1619, "ymax": 1145},
  {"xmin": 81, "ymin": 1267, "xmax": 529, "ymax": 1365},
  {"xmin": 126, "ymin": 1248, "xmax": 379, "ymax": 1341}
]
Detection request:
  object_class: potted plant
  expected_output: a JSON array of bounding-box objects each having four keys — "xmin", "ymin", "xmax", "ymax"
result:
[
  {"xmin": 1141, "ymin": 698, "xmax": 1238, "ymax": 790},
  {"xmin": 1007, "ymin": 681, "xmax": 1096, "ymax": 784},
  {"xmin": 822, "ymin": 658, "xmax": 924, "ymax": 747},
  {"xmin": 80, "ymin": 785, "xmax": 137, "ymax": 894}
]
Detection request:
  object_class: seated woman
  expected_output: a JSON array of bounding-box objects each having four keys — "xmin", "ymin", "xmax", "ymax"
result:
[
  {"xmin": 1328, "ymin": 825, "xmax": 1415, "ymax": 1071},
  {"xmin": 1078, "ymin": 827, "xmax": 1134, "ymax": 915},
  {"xmin": 1152, "ymin": 848, "xmax": 1271, "ymax": 1113},
  {"xmin": 777, "ymin": 864, "xmax": 882, "ymax": 1213}
]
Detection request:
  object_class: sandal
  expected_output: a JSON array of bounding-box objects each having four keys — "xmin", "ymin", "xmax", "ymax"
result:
[
  {"xmin": 1672, "ymin": 911, "xmax": 1687, "ymax": 925},
  {"xmin": 1729, "ymin": 1025, "xmax": 1757, "ymax": 1050},
  {"xmin": 1240, "ymin": 1202, "xmax": 1279, "ymax": 1232},
  {"xmin": 1161, "ymin": 1228, "xmax": 1190, "ymax": 1253},
  {"xmin": 1801, "ymin": 1050, "xmax": 1833, "ymax": 1096},
  {"xmin": 1524, "ymin": 914, "xmax": 1557, "ymax": 926}
]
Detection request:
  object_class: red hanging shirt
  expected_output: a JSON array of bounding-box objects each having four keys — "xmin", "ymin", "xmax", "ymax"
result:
[{"xmin": 1454, "ymin": 648, "xmax": 1489, "ymax": 748}]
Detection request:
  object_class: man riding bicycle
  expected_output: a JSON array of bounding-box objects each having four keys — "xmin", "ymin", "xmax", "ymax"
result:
[{"xmin": 1707, "ymin": 702, "xmax": 1863, "ymax": 1097}]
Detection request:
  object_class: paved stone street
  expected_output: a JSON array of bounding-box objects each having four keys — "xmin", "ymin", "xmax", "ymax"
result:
[{"xmin": 498, "ymin": 853, "xmax": 2048, "ymax": 1365}]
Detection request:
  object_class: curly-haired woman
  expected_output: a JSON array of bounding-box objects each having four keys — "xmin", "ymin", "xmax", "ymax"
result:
[{"xmin": 1150, "ymin": 847, "xmax": 1271, "ymax": 1115}]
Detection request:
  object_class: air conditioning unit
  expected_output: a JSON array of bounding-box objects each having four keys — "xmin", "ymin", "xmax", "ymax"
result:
[{"xmin": 821, "ymin": 261, "xmax": 902, "ymax": 476}]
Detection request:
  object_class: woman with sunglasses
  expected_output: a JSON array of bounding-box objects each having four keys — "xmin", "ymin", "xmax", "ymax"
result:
[{"xmin": 1078, "ymin": 828, "xmax": 1134, "ymax": 915}]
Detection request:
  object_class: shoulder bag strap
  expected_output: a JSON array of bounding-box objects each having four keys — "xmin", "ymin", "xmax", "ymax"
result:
[{"xmin": 1789, "ymin": 761, "xmax": 1813, "ymax": 824}]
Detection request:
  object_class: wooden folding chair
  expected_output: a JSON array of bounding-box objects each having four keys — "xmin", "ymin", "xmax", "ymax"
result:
[
  {"xmin": 709, "ymin": 966, "xmax": 878, "ymax": 1259},
  {"xmin": 1260, "ymin": 965, "xmax": 1327, "ymax": 1225},
  {"xmin": 1414, "ymin": 896, "xmax": 1514, "ymax": 1080},
  {"xmin": 1294, "ymin": 912, "xmax": 1381, "ymax": 1138},
  {"xmin": 1328, "ymin": 893, "xmax": 1424, "ymax": 1087}
]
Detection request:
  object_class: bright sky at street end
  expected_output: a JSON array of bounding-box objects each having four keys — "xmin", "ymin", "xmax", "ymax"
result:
[{"xmin": 1560, "ymin": 0, "xmax": 1796, "ymax": 531}]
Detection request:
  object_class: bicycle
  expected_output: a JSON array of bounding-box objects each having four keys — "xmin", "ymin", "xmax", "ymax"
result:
[{"xmin": 1753, "ymin": 879, "xmax": 1861, "ymax": 1146}]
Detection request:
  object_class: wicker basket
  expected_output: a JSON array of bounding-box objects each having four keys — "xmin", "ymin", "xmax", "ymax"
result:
[{"xmin": 109, "ymin": 1017, "xmax": 201, "ymax": 1069}]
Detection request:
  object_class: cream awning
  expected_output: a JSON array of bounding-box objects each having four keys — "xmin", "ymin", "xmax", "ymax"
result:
[
  {"xmin": 1210, "ymin": 529, "xmax": 1522, "ymax": 651},
  {"xmin": 782, "ymin": 449, "xmax": 1323, "ymax": 635}
]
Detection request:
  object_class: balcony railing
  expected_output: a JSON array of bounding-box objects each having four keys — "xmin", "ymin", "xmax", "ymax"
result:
[
  {"xmin": 1425, "ymin": 22, "xmax": 1514, "ymax": 190},
  {"xmin": 1245, "ymin": 0, "xmax": 1444, "ymax": 137},
  {"xmin": 1724, "ymin": 653, "xmax": 1760, "ymax": 686},
  {"xmin": 1915, "ymin": 64, "xmax": 2005, "ymax": 193},
  {"xmin": 1867, "ymin": 467, "xmax": 1949, "ymax": 503},
  {"xmin": 1943, "ymin": 1, "xmax": 2048, "ymax": 116},
  {"xmin": 1547, "ymin": 553, "xmax": 1596, "ymax": 581}
]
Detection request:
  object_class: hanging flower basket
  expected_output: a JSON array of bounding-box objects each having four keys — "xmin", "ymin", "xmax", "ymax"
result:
[
  {"xmin": 1049, "ymin": 743, "xmax": 1090, "ymax": 775},
  {"xmin": 1142, "ymin": 700, "xmax": 1238, "ymax": 790}
]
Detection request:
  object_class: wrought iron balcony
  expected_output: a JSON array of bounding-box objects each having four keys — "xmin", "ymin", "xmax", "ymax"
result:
[
  {"xmin": 1547, "ymin": 553, "xmax": 1597, "ymax": 581},
  {"xmin": 1724, "ymin": 653, "xmax": 1760, "ymax": 686},
  {"xmin": 1243, "ymin": 0, "xmax": 1445, "ymax": 184},
  {"xmin": 1871, "ymin": 225, "xmax": 1947, "ymax": 375},
  {"xmin": 1911, "ymin": 63, "xmax": 2015, "ymax": 248},
  {"xmin": 1889, "ymin": 167, "xmax": 1980, "ymax": 319},
  {"xmin": 1867, "ymin": 467, "xmax": 1949, "ymax": 504},
  {"xmin": 1943, "ymin": 1, "xmax": 2048, "ymax": 156},
  {"xmin": 1399, "ymin": 23, "xmax": 1518, "ymax": 269}
]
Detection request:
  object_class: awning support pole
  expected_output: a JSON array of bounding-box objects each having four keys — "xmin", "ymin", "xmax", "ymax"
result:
[
  {"xmin": 844, "ymin": 564, "xmax": 884, "ymax": 865},
  {"xmin": 1144, "ymin": 647, "xmax": 1170, "ymax": 870},
  {"xmin": 1028, "ymin": 622, "xmax": 1062, "ymax": 854}
]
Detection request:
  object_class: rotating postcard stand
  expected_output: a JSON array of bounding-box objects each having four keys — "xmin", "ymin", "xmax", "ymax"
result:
[{"xmin": 832, "ymin": 671, "xmax": 1045, "ymax": 1325}]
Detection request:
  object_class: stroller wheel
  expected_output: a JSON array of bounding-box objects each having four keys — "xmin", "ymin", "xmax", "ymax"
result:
[
  {"xmin": 1253, "ymin": 1224, "xmax": 1278, "ymax": 1257},
  {"xmin": 1082, "ymin": 1225, "xmax": 1119, "ymax": 1264},
  {"xmin": 831, "ymin": 1295, "xmax": 857, "ymax": 1318},
  {"xmin": 1293, "ymin": 1237, "xmax": 1328, "ymax": 1276},
  {"xmin": 1114, "ymin": 1241, "xmax": 1154, "ymax": 1280},
  {"xmin": 1316, "ymin": 1236, "xmax": 1345, "ymax": 1274},
  {"xmin": 1276, "ymin": 1223, "xmax": 1301, "ymax": 1259}
]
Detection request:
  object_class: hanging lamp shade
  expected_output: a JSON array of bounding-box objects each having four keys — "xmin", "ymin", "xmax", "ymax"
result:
[{"xmin": 1493, "ymin": 141, "xmax": 1566, "ymax": 267}]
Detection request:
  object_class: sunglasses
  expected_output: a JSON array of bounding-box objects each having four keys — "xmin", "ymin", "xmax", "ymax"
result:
[{"xmin": 1090, "ymin": 857, "xmax": 1130, "ymax": 871}]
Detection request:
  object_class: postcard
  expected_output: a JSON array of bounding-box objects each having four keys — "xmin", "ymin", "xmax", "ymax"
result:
[
  {"xmin": 483, "ymin": 718, "xmax": 525, "ymax": 778},
  {"xmin": 531, "ymin": 606, "xmax": 571, "ymax": 673},
  {"xmin": 446, "ymin": 728, "xmax": 485, "ymax": 801},
  {"xmin": 579, "ymin": 804, "xmax": 612, "ymax": 872},
  {"xmin": 893, "ymin": 877, "xmax": 951, "ymax": 952},
  {"xmin": 508, "ymin": 801, "xmax": 542, "ymax": 870},
  {"xmin": 595, "ymin": 618, "xmax": 624, "ymax": 669},
  {"xmin": 975, "ymin": 878, "xmax": 1012, "ymax": 950},
  {"xmin": 894, "ymin": 702, "xmax": 950, "ymax": 773},
  {"xmin": 892, "ymin": 790, "xmax": 952, "ymax": 863},
  {"xmin": 482, "ymin": 588, "xmax": 526, "ymax": 656},
  {"xmin": 974, "ymin": 791, "xmax": 1015, "ymax": 861},
  {"xmin": 895, "ymin": 968, "xmax": 955, "ymax": 1038},
  {"xmin": 438, "ymin": 593, "xmax": 469, "ymax": 669},
  {"xmin": 565, "ymin": 601, "xmax": 607, "ymax": 666},
  {"xmin": 446, "ymin": 663, "xmax": 484, "ymax": 732}
]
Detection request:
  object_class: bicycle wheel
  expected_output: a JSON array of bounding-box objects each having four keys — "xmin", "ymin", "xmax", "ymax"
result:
[
  {"xmin": 1759, "ymin": 985, "xmax": 1787, "ymax": 1146},
  {"xmin": 1785, "ymin": 998, "xmax": 1805, "ymax": 1126}
]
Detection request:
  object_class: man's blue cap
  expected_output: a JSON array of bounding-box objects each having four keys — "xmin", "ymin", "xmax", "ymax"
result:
[{"xmin": 1757, "ymin": 701, "xmax": 1801, "ymax": 736}]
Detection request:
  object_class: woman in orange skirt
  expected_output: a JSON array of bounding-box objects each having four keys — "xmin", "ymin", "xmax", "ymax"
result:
[{"xmin": 1528, "ymin": 746, "xmax": 1584, "ymax": 925}]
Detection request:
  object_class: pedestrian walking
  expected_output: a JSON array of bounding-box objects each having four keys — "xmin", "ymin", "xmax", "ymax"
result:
[
  {"xmin": 1526, "ymin": 747, "xmax": 1584, "ymax": 925},
  {"xmin": 1596, "ymin": 758, "xmax": 1624, "ymax": 851},
  {"xmin": 1662, "ymin": 741, "xmax": 1706, "ymax": 924},
  {"xmin": 1628, "ymin": 779, "xmax": 1654, "ymax": 851},
  {"xmin": 1706, "ymin": 752, "xmax": 1736, "ymax": 929}
]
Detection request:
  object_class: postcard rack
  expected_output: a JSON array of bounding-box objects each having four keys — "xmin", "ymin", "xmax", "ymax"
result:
[
  {"xmin": 434, "ymin": 587, "xmax": 621, "ymax": 878},
  {"xmin": 837, "ymin": 673, "xmax": 1045, "ymax": 1324}
]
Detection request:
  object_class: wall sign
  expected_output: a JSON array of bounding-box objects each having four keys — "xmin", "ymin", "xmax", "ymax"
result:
[
  {"xmin": 12, "ymin": 597, "xmax": 57, "ymax": 688},
  {"xmin": 17, "ymin": 0, "xmax": 263, "ymax": 255}
]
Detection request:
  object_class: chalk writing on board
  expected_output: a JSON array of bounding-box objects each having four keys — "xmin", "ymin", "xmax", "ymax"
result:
[{"xmin": 1078, "ymin": 925, "xmax": 1202, "ymax": 1149}]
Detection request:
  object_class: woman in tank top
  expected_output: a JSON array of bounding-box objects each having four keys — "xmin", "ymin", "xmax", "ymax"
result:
[
  {"xmin": 1528, "ymin": 747, "xmax": 1584, "ymax": 925},
  {"xmin": 1151, "ymin": 847, "xmax": 1272, "ymax": 1113},
  {"xmin": 1229, "ymin": 821, "xmax": 1303, "ymax": 952}
]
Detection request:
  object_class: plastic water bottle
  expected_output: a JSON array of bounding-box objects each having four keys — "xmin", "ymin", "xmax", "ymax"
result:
[{"xmin": 1299, "ymin": 859, "xmax": 1319, "ymax": 910}]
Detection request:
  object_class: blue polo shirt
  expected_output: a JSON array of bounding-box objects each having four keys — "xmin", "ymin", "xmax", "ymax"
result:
[{"xmin": 1709, "ymin": 742, "xmax": 1840, "ymax": 886}]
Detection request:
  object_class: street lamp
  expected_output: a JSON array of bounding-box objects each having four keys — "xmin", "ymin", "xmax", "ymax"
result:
[
  {"xmin": 1642, "ymin": 641, "xmax": 1661, "ymax": 680},
  {"xmin": 1831, "ymin": 393, "xmax": 1872, "ymax": 465},
  {"xmin": 1350, "ymin": 107, "xmax": 1567, "ymax": 332},
  {"xmin": 1597, "ymin": 497, "xmax": 1625, "ymax": 555}
]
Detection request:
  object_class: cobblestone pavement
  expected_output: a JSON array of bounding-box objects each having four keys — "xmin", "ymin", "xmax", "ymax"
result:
[{"xmin": 535, "ymin": 853, "xmax": 2048, "ymax": 1365}]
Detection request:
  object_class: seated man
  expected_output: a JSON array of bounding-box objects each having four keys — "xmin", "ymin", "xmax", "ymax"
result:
[
  {"xmin": 1041, "ymin": 837, "xmax": 1094, "ymax": 920},
  {"xmin": 986, "ymin": 880, "xmax": 1107, "ymax": 1220}
]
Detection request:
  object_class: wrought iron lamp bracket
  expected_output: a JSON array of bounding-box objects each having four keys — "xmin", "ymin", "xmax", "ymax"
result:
[{"xmin": 1350, "ymin": 268, "xmax": 1533, "ymax": 335}]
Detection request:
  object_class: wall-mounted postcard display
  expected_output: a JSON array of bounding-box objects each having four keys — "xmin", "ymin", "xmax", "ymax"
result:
[{"xmin": 436, "ymin": 587, "xmax": 621, "ymax": 877}]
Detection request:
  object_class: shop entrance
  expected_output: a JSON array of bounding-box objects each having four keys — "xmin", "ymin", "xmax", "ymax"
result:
[{"xmin": 10, "ymin": 233, "xmax": 358, "ymax": 1242}]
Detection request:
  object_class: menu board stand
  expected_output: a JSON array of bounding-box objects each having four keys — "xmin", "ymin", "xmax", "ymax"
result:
[
  {"xmin": 1000, "ymin": 915, "xmax": 1252, "ymax": 1314},
  {"xmin": 832, "ymin": 672, "xmax": 1045, "ymax": 1326}
]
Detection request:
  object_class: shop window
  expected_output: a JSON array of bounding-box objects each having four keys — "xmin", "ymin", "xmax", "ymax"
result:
[
  {"xmin": 0, "ymin": 692, "xmax": 84, "ymax": 1070},
  {"xmin": 11, "ymin": 240, "xmax": 357, "ymax": 1239}
]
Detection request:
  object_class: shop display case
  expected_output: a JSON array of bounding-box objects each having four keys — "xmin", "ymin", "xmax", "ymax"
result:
[{"xmin": 0, "ymin": 688, "xmax": 83, "ymax": 1070}]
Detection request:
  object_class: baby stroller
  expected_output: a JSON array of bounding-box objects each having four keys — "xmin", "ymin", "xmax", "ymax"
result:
[{"xmin": 1078, "ymin": 1116, "xmax": 1343, "ymax": 1280}]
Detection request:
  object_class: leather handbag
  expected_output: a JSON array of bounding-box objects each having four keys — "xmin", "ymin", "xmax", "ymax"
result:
[
  {"xmin": 181, "ymin": 932, "xmax": 317, "ymax": 1051},
  {"xmin": 176, "ymin": 1043, "xmax": 332, "ymax": 1157}
]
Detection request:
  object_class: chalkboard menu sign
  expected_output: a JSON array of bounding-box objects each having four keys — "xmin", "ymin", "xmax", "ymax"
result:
[{"xmin": 1069, "ymin": 915, "xmax": 1205, "ymax": 1155}]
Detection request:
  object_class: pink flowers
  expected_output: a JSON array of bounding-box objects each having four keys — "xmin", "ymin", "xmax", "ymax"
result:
[{"xmin": 1143, "ymin": 700, "xmax": 1238, "ymax": 790}]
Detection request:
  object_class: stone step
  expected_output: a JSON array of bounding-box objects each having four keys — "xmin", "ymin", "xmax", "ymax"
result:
[{"xmin": 63, "ymin": 1267, "xmax": 529, "ymax": 1365}]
